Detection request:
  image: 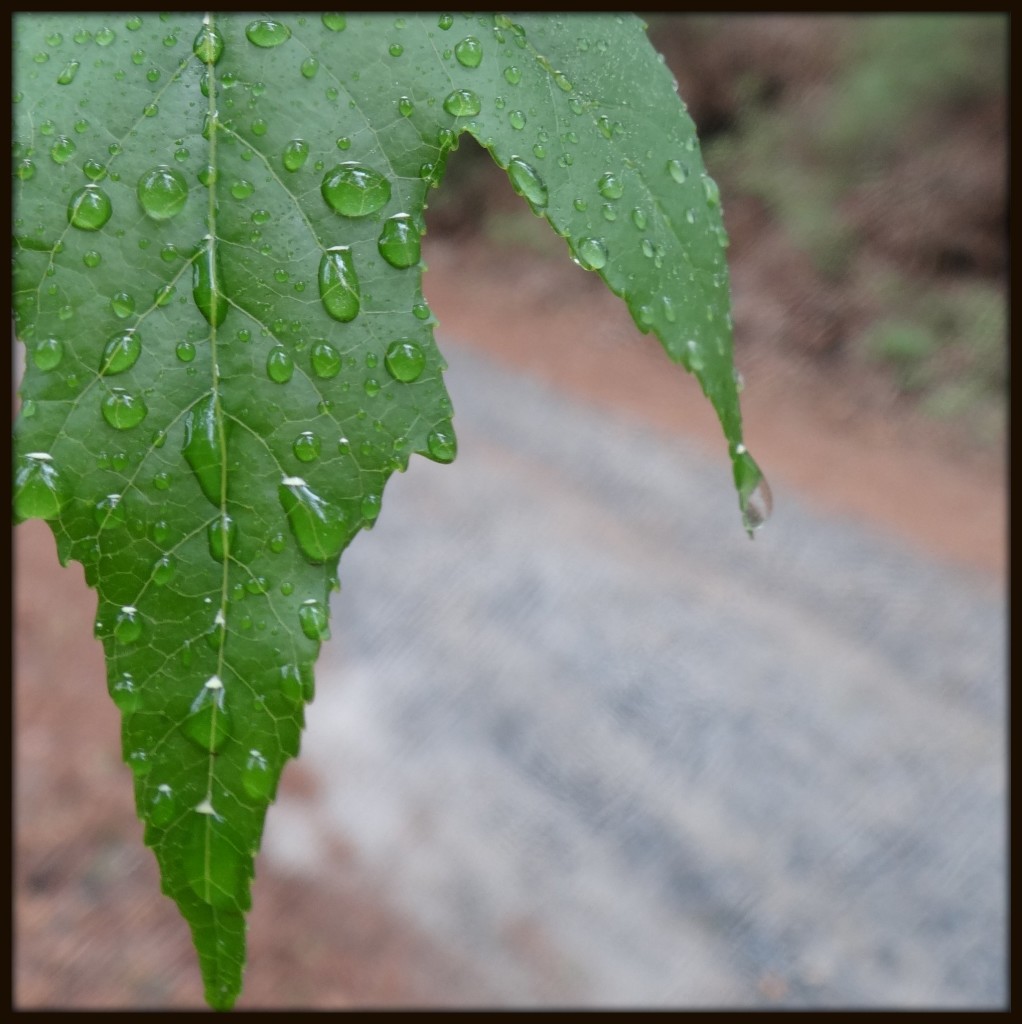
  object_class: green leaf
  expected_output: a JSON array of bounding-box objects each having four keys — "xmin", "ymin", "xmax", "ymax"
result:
[{"xmin": 12, "ymin": 12, "xmax": 766, "ymax": 1009}]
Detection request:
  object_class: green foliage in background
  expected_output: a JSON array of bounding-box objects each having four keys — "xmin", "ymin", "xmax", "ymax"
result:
[{"xmin": 13, "ymin": 12, "xmax": 762, "ymax": 1009}]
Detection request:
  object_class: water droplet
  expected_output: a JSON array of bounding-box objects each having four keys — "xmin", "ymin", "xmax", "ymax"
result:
[
  {"xmin": 67, "ymin": 185, "xmax": 112, "ymax": 230},
  {"xmin": 127, "ymin": 749, "xmax": 152, "ymax": 777},
  {"xmin": 376, "ymin": 213, "xmax": 421, "ymax": 270},
  {"xmin": 111, "ymin": 292, "xmax": 135, "ymax": 318},
  {"xmin": 193, "ymin": 237, "xmax": 228, "ymax": 326},
  {"xmin": 100, "ymin": 330, "xmax": 142, "ymax": 375},
  {"xmin": 507, "ymin": 157, "xmax": 548, "ymax": 212},
  {"xmin": 734, "ymin": 449, "xmax": 772, "ymax": 534},
  {"xmin": 424, "ymin": 425, "xmax": 457, "ymax": 463},
  {"xmin": 443, "ymin": 89, "xmax": 481, "ymax": 118},
  {"xmin": 438, "ymin": 14, "xmax": 453, "ymax": 30},
  {"xmin": 322, "ymin": 13, "xmax": 346, "ymax": 31},
  {"xmin": 360, "ymin": 493, "xmax": 381, "ymax": 524},
  {"xmin": 183, "ymin": 675, "xmax": 230, "ymax": 751},
  {"xmin": 246, "ymin": 18, "xmax": 291, "ymax": 48},
  {"xmin": 298, "ymin": 599, "xmax": 330, "ymax": 641},
  {"xmin": 667, "ymin": 159, "xmax": 689, "ymax": 184},
  {"xmin": 503, "ymin": 65, "xmax": 522, "ymax": 85},
  {"xmin": 574, "ymin": 236, "xmax": 608, "ymax": 271},
  {"xmin": 183, "ymin": 394, "xmax": 224, "ymax": 506},
  {"xmin": 279, "ymin": 477, "xmax": 351, "ymax": 563},
  {"xmin": 301, "ymin": 55, "xmax": 320, "ymax": 79},
  {"xmin": 597, "ymin": 171, "xmax": 624, "ymax": 201},
  {"xmin": 318, "ymin": 247, "xmax": 360, "ymax": 322},
  {"xmin": 110, "ymin": 672, "xmax": 141, "ymax": 713},
  {"xmin": 83, "ymin": 250, "xmax": 102, "ymax": 268},
  {"xmin": 184, "ymin": 799, "xmax": 250, "ymax": 909},
  {"xmin": 207, "ymin": 513, "xmax": 236, "ymax": 561},
  {"xmin": 292, "ymin": 431, "xmax": 321, "ymax": 462},
  {"xmin": 143, "ymin": 102, "xmax": 159, "ymax": 118},
  {"xmin": 14, "ymin": 453, "xmax": 68, "ymax": 521},
  {"xmin": 136, "ymin": 165, "xmax": 188, "ymax": 221},
  {"xmin": 397, "ymin": 95, "xmax": 414, "ymax": 117},
  {"xmin": 455, "ymin": 36, "xmax": 483, "ymax": 68},
  {"xmin": 321, "ymin": 163, "xmax": 391, "ymax": 218},
  {"xmin": 384, "ymin": 339, "xmax": 426, "ymax": 382},
  {"xmin": 94, "ymin": 26, "xmax": 116, "ymax": 46},
  {"xmin": 101, "ymin": 389, "xmax": 147, "ymax": 429},
  {"xmin": 702, "ymin": 175, "xmax": 721, "ymax": 208},
  {"xmin": 508, "ymin": 109, "xmax": 527, "ymax": 131},
  {"xmin": 148, "ymin": 783, "xmax": 176, "ymax": 827},
  {"xmin": 15, "ymin": 158, "xmax": 35, "ymax": 181},
  {"xmin": 266, "ymin": 345, "xmax": 294, "ymax": 383},
  {"xmin": 56, "ymin": 60, "xmax": 80, "ymax": 85},
  {"xmin": 32, "ymin": 337, "xmax": 64, "ymax": 371},
  {"xmin": 174, "ymin": 340, "xmax": 196, "ymax": 363},
  {"xmin": 152, "ymin": 553, "xmax": 176, "ymax": 586},
  {"xmin": 241, "ymin": 749, "xmax": 275, "ymax": 800},
  {"xmin": 362, "ymin": 378, "xmax": 380, "ymax": 397},
  {"xmin": 388, "ymin": 42, "xmax": 404, "ymax": 57},
  {"xmin": 192, "ymin": 21, "xmax": 224, "ymax": 64},
  {"xmin": 94, "ymin": 493, "xmax": 125, "ymax": 529},
  {"xmin": 282, "ymin": 139, "xmax": 309, "ymax": 172},
  {"xmin": 115, "ymin": 605, "xmax": 143, "ymax": 644},
  {"xmin": 268, "ymin": 531, "xmax": 286, "ymax": 554},
  {"xmin": 250, "ymin": 118, "xmax": 268, "ymax": 138}
]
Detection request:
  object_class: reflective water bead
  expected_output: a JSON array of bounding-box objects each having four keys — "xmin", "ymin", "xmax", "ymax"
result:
[
  {"xmin": 183, "ymin": 393, "xmax": 225, "ymax": 506},
  {"xmin": 507, "ymin": 157, "xmax": 548, "ymax": 211},
  {"xmin": 32, "ymin": 337, "xmax": 64, "ymax": 371},
  {"xmin": 321, "ymin": 163, "xmax": 391, "ymax": 218},
  {"xmin": 318, "ymin": 247, "xmax": 360, "ymax": 322},
  {"xmin": 183, "ymin": 675, "xmax": 230, "ymax": 752},
  {"xmin": 425, "ymin": 426, "xmax": 457, "ymax": 463},
  {"xmin": 301, "ymin": 56, "xmax": 320, "ymax": 78},
  {"xmin": 292, "ymin": 431, "xmax": 321, "ymax": 462},
  {"xmin": 13, "ymin": 452, "xmax": 68, "ymax": 521},
  {"xmin": 443, "ymin": 89, "xmax": 481, "ymax": 117},
  {"xmin": 67, "ymin": 185, "xmax": 112, "ymax": 230},
  {"xmin": 110, "ymin": 672, "xmax": 141, "ymax": 713},
  {"xmin": 192, "ymin": 20, "xmax": 224, "ymax": 64},
  {"xmin": 152, "ymin": 553, "xmax": 176, "ymax": 586},
  {"xmin": 148, "ymin": 784, "xmax": 176, "ymax": 827},
  {"xmin": 282, "ymin": 139, "xmax": 309, "ymax": 172},
  {"xmin": 574, "ymin": 236, "xmax": 608, "ymax": 271},
  {"xmin": 100, "ymin": 330, "xmax": 142, "ymax": 375},
  {"xmin": 384, "ymin": 339, "xmax": 426, "ymax": 382},
  {"xmin": 454, "ymin": 36, "xmax": 483, "ymax": 68},
  {"xmin": 207, "ymin": 513, "xmax": 236, "ymax": 561},
  {"xmin": 246, "ymin": 18, "xmax": 291, "ymax": 48},
  {"xmin": 322, "ymin": 13, "xmax": 346, "ymax": 30},
  {"xmin": 101, "ymin": 389, "xmax": 147, "ymax": 429},
  {"xmin": 298, "ymin": 599, "xmax": 330, "ymax": 641},
  {"xmin": 279, "ymin": 477, "xmax": 351, "ymax": 563},
  {"xmin": 266, "ymin": 345, "xmax": 294, "ymax": 383},
  {"xmin": 114, "ymin": 605, "xmax": 143, "ymax": 644},
  {"xmin": 193, "ymin": 237, "xmax": 228, "ymax": 326},
  {"xmin": 111, "ymin": 292, "xmax": 135, "ymax": 318},
  {"xmin": 242, "ymin": 749, "xmax": 275, "ymax": 800},
  {"xmin": 377, "ymin": 213, "xmax": 421, "ymax": 269}
]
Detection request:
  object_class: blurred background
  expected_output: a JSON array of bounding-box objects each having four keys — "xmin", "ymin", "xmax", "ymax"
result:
[{"xmin": 15, "ymin": 14, "xmax": 1006, "ymax": 1009}]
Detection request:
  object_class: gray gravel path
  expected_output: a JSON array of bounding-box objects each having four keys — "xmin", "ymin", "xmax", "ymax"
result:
[{"xmin": 261, "ymin": 339, "xmax": 1006, "ymax": 1008}]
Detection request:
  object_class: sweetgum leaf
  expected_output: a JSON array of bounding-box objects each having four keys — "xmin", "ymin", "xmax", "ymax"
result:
[{"xmin": 13, "ymin": 12, "xmax": 763, "ymax": 1009}]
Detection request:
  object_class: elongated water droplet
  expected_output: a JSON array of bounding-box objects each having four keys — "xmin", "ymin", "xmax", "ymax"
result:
[
  {"xmin": 384, "ymin": 339, "xmax": 426, "ymax": 382},
  {"xmin": 298, "ymin": 599, "xmax": 330, "ymax": 641},
  {"xmin": 207, "ymin": 513, "xmax": 235, "ymax": 561},
  {"xmin": 733, "ymin": 448, "xmax": 773, "ymax": 535},
  {"xmin": 278, "ymin": 476, "xmax": 351, "ymax": 563},
  {"xmin": 377, "ymin": 213, "xmax": 420, "ymax": 268},
  {"xmin": 192, "ymin": 20, "xmax": 224, "ymax": 64},
  {"xmin": 32, "ymin": 337, "xmax": 64, "ymax": 371},
  {"xmin": 137, "ymin": 165, "xmax": 188, "ymax": 220},
  {"xmin": 321, "ymin": 163, "xmax": 391, "ymax": 218},
  {"xmin": 246, "ymin": 18, "xmax": 290, "ymax": 48},
  {"xmin": 101, "ymin": 389, "xmax": 147, "ymax": 429},
  {"xmin": 56, "ymin": 60, "xmax": 80, "ymax": 85},
  {"xmin": 67, "ymin": 185, "xmax": 112, "ymax": 230},
  {"xmin": 152, "ymin": 553, "xmax": 176, "ymax": 586},
  {"xmin": 100, "ymin": 330, "xmax": 142, "ymax": 375},
  {"xmin": 702, "ymin": 175, "xmax": 721, "ymax": 208},
  {"xmin": 301, "ymin": 55, "xmax": 319, "ymax": 78},
  {"xmin": 185, "ymin": 800, "xmax": 250, "ymax": 910},
  {"xmin": 183, "ymin": 393, "xmax": 224, "ymax": 506},
  {"xmin": 507, "ymin": 157, "xmax": 548, "ymax": 211},
  {"xmin": 148, "ymin": 783, "xmax": 177, "ymax": 827},
  {"xmin": 115, "ymin": 605, "xmax": 143, "ymax": 643},
  {"xmin": 443, "ymin": 89, "xmax": 481, "ymax": 117},
  {"xmin": 282, "ymin": 139, "xmax": 309, "ymax": 172},
  {"xmin": 574, "ymin": 236, "xmax": 607, "ymax": 271},
  {"xmin": 193, "ymin": 237, "xmax": 228, "ymax": 326},
  {"xmin": 266, "ymin": 345, "xmax": 293, "ymax": 383},
  {"xmin": 183, "ymin": 675, "xmax": 230, "ymax": 752},
  {"xmin": 241, "ymin": 749, "xmax": 275, "ymax": 800},
  {"xmin": 14, "ymin": 452, "xmax": 68, "ymax": 521},
  {"xmin": 318, "ymin": 246, "xmax": 360, "ymax": 322},
  {"xmin": 455, "ymin": 36, "xmax": 483, "ymax": 68},
  {"xmin": 424, "ymin": 425, "xmax": 457, "ymax": 463}
]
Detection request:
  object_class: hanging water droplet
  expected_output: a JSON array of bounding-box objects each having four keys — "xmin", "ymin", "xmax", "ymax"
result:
[
  {"xmin": 424, "ymin": 425, "xmax": 457, "ymax": 464},
  {"xmin": 321, "ymin": 163, "xmax": 391, "ymax": 218},
  {"xmin": 318, "ymin": 247, "xmax": 360, "ymax": 322},
  {"xmin": 183, "ymin": 675, "xmax": 230, "ymax": 751},
  {"xmin": 193, "ymin": 237, "xmax": 228, "ymax": 326},
  {"xmin": 148, "ymin": 783, "xmax": 177, "ymax": 827},
  {"xmin": 574, "ymin": 236, "xmax": 608, "ymax": 271},
  {"xmin": 246, "ymin": 18, "xmax": 290, "ymax": 48},
  {"xmin": 384, "ymin": 339, "xmax": 426, "ymax": 382},
  {"xmin": 100, "ymin": 329, "xmax": 142, "ymax": 375},
  {"xmin": 282, "ymin": 139, "xmax": 309, "ymax": 172},
  {"xmin": 266, "ymin": 345, "xmax": 294, "ymax": 383},
  {"xmin": 454, "ymin": 36, "xmax": 483, "ymax": 68},
  {"xmin": 184, "ymin": 799, "xmax": 250, "ymax": 910},
  {"xmin": 292, "ymin": 432, "xmax": 321, "ymax": 462},
  {"xmin": 733, "ymin": 448, "xmax": 772, "ymax": 535},
  {"xmin": 101, "ymin": 389, "xmax": 147, "ymax": 430},
  {"xmin": 205, "ymin": 513, "xmax": 234, "ymax": 565},
  {"xmin": 241, "ymin": 749, "xmax": 274, "ymax": 800},
  {"xmin": 376, "ymin": 213, "xmax": 421, "ymax": 269},
  {"xmin": 443, "ymin": 88, "xmax": 481, "ymax": 117},
  {"xmin": 597, "ymin": 171, "xmax": 624, "ymax": 200},
  {"xmin": 114, "ymin": 605, "xmax": 143, "ymax": 644},
  {"xmin": 183, "ymin": 393, "xmax": 224, "ymax": 506},
  {"xmin": 32, "ymin": 337, "xmax": 64, "ymax": 372},
  {"xmin": 298, "ymin": 599, "xmax": 330, "ymax": 642},
  {"xmin": 507, "ymin": 157, "xmax": 548, "ymax": 212},
  {"xmin": 279, "ymin": 476, "xmax": 351, "ymax": 563},
  {"xmin": 110, "ymin": 671, "xmax": 141, "ymax": 713},
  {"xmin": 67, "ymin": 185, "xmax": 112, "ymax": 230},
  {"xmin": 14, "ymin": 452, "xmax": 68, "ymax": 521}
]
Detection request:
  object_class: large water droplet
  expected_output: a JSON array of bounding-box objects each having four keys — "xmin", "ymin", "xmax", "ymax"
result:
[
  {"xmin": 137, "ymin": 165, "xmax": 189, "ymax": 221},
  {"xmin": 282, "ymin": 139, "xmax": 309, "ymax": 172},
  {"xmin": 322, "ymin": 13, "xmax": 346, "ymax": 31},
  {"xmin": 207, "ymin": 513, "xmax": 236, "ymax": 561},
  {"xmin": 110, "ymin": 671, "xmax": 141, "ymax": 713},
  {"xmin": 266, "ymin": 345, "xmax": 293, "ymax": 383},
  {"xmin": 507, "ymin": 157, "xmax": 548, "ymax": 211},
  {"xmin": 193, "ymin": 237, "xmax": 228, "ymax": 326},
  {"xmin": 67, "ymin": 185, "xmax": 112, "ymax": 230},
  {"xmin": 454, "ymin": 36, "xmax": 483, "ymax": 68},
  {"xmin": 14, "ymin": 452, "xmax": 68, "ymax": 521},
  {"xmin": 192, "ymin": 20, "xmax": 224, "ymax": 64},
  {"xmin": 183, "ymin": 393, "xmax": 224, "ymax": 506},
  {"xmin": 377, "ymin": 213, "xmax": 420, "ymax": 269},
  {"xmin": 241, "ymin": 749, "xmax": 275, "ymax": 800},
  {"xmin": 185, "ymin": 799, "xmax": 250, "ymax": 911},
  {"xmin": 424, "ymin": 425, "xmax": 457, "ymax": 464},
  {"xmin": 278, "ymin": 476, "xmax": 351, "ymax": 563},
  {"xmin": 101, "ymin": 389, "xmax": 148, "ymax": 429},
  {"xmin": 318, "ymin": 246, "xmax": 360, "ymax": 322},
  {"xmin": 111, "ymin": 292, "xmax": 135, "ymax": 318},
  {"xmin": 114, "ymin": 605, "xmax": 143, "ymax": 644},
  {"xmin": 292, "ymin": 432, "xmax": 321, "ymax": 462},
  {"xmin": 148, "ymin": 783, "xmax": 177, "ymax": 827},
  {"xmin": 100, "ymin": 329, "xmax": 142, "ymax": 375},
  {"xmin": 310, "ymin": 341, "xmax": 341, "ymax": 378},
  {"xmin": 384, "ymin": 339, "xmax": 426, "ymax": 382},
  {"xmin": 183, "ymin": 675, "xmax": 230, "ymax": 752},
  {"xmin": 598, "ymin": 171, "xmax": 624, "ymax": 200},
  {"xmin": 321, "ymin": 163, "xmax": 391, "ymax": 218},
  {"xmin": 245, "ymin": 18, "xmax": 290, "ymax": 48},
  {"xmin": 57, "ymin": 59, "xmax": 80, "ymax": 85},
  {"xmin": 298, "ymin": 599, "xmax": 330, "ymax": 641},
  {"xmin": 574, "ymin": 236, "xmax": 608, "ymax": 271},
  {"xmin": 443, "ymin": 88, "xmax": 481, "ymax": 117},
  {"xmin": 32, "ymin": 337, "xmax": 64, "ymax": 372}
]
